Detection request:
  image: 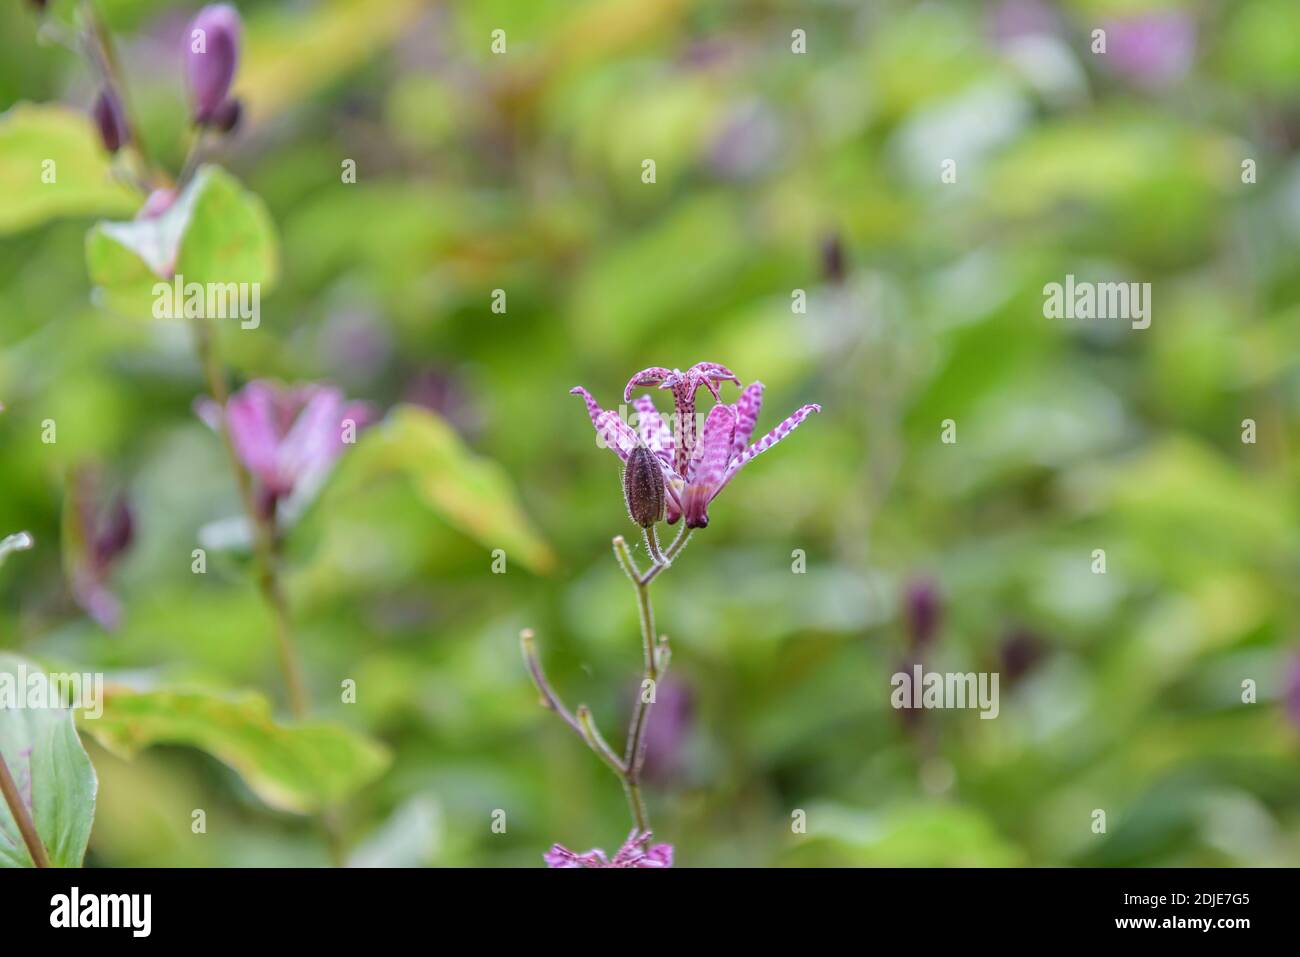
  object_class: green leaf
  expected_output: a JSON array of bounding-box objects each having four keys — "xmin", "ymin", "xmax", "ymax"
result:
[
  {"xmin": 0, "ymin": 103, "xmax": 137, "ymax": 235},
  {"xmin": 85, "ymin": 165, "xmax": 279, "ymax": 318},
  {"xmin": 79, "ymin": 688, "xmax": 389, "ymax": 815},
  {"xmin": 337, "ymin": 405, "xmax": 556, "ymax": 574},
  {"xmin": 0, "ymin": 654, "xmax": 98, "ymax": 868}
]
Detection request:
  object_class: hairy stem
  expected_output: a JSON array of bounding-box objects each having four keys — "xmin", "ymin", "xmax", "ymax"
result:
[
  {"xmin": 0, "ymin": 750, "xmax": 50, "ymax": 868},
  {"xmin": 191, "ymin": 318, "xmax": 308, "ymax": 719},
  {"xmin": 525, "ymin": 525, "xmax": 692, "ymax": 836}
]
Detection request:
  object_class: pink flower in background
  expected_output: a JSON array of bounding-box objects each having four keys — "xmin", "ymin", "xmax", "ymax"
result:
[
  {"xmin": 197, "ymin": 381, "xmax": 373, "ymax": 520},
  {"xmin": 1101, "ymin": 12, "xmax": 1196, "ymax": 90},
  {"xmin": 544, "ymin": 829, "xmax": 673, "ymax": 868},
  {"xmin": 571, "ymin": 362, "xmax": 820, "ymax": 529}
]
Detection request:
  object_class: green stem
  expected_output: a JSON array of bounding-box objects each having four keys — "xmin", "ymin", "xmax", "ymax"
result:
[
  {"xmin": 525, "ymin": 526, "xmax": 692, "ymax": 837},
  {"xmin": 191, "ymin": 318, "xmax": 308, "ymax": 719}
]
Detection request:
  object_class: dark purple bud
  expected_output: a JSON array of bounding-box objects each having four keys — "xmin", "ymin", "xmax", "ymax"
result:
[
  {"xmin": 209, "ymin": 97, "xmax": 242, "ymax": 134},
  {"xmin": 28, "ymin": 0, "xmax": 50, "ymax": 11},
  {"xmin": 999, "ymin": 627, "xmax": 1045, "ymax": 683},
  {"xmin": 186, "ymin": 4, "xmax": 242, "ymax": 125},
  {"xmin": 1283, "ymin": 653, "xmax": 1300, "ymax": 732},
  {"xmin": 92, "ymin": 495, "xmax": 134, "ymax": 568},
  {"xmin": 903, "ymin": 578, "xmax": 941, "ymax": 649},
  {"xmin": 91, "ymin": 87, "xmax": 129, "ymax": 154},
  {"xmin": 623, "ymin": 446, "xmax": 665, "ymax": 529},
  {"xmin": 820, "ymin": 231, "xmax": 845, "ymax": 285}
]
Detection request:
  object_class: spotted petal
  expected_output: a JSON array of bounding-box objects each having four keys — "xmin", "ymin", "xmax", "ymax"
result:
[
  {"xmin": 731, "ymin": 381, "xmax": 764, "ymax": 460},
  {"xmin": 717, "ymin": 403, "xmax": 821, "ymax": 495},
  {"xmin": 623, "ymin": 367, "xmax": 675, "ymax": 403},
  {"xmin": 686, "ymin": 361, "xmax": 740, "ymax": 401},
  {"xmin": 683, "ymin": 404, "xmax": 737, "ymax": 528},
  {"xmin": 633, "ymin": 394, "xmax": 674, "ymax": 468}
]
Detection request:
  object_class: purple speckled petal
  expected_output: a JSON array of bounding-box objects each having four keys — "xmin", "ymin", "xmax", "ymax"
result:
[
  {"xmin": 685, "ymin": 361, "xmax": 740, "ymax": 401},
  {"xmin": 716, "ymin": 403, "xmax": 820, "ymax": 497},
  {"xmin": 594, "ymin": 410, "xmax": 638, "ymax": 463},
  {"xmin": 633, "ymin": 394, "xmax": 674, "ymax": 468},
  {"xmin": 731, "ymin": 381, "xmax": 764, "ymax": 461},
  {"xmin": 623, "ymin": 367, "xmax": 675, "ymax": 403},
  {"xmin": 683, "ymin": 404, "xmax": 737, "ymax": 528}
]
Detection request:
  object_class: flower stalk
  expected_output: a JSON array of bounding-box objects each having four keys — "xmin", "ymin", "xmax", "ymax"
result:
[
  {"xmin": 523, "ymin": 524, "xmax": 691, "ymax": 835},
  {"xmin": 190, "ymin": 318, "xmax": 308, "ymax": 719},
  {"xmin": 0, "ymin": 751, "xmax": 50, "ymax": 868}
]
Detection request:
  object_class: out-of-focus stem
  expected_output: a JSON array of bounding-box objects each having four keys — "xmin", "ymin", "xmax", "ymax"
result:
[
  {"xmin": 80, "ymin": 0, "xmax": 157, "ymax": 188},
  {"xmin": 0, "ymin": 751, "xmax": 50, "ymax": 868},
  {"xmin": 190, "ymin": 318, "xmax": 308, "ymax": 719}
]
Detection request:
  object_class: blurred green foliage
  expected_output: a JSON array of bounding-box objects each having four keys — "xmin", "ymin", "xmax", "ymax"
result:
[{"xmin": 2, "ymin": 0, "xmax": 1300, "ymax": 866}]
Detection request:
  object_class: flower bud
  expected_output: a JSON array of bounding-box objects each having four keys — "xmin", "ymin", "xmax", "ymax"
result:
[
  {"xmin": 209, "ymin": 97, "xmax": 242, "ymax": 134},
  {"xmin": 903, "ymin": 578, "xmax": 941, "ymax": 649},
  {"xmin": 623, "ymin": 446, "xmax": 665, "ymax": 529},
  {"xmin": 186, "ymin": 4, "xmax": 242, "ymax": 125},
  {"xmin": 91, "ymin": 87, "xmax": 129, "ymax": 154}
]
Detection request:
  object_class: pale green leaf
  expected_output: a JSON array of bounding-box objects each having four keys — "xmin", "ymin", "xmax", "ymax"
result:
[
  {"xmin": 339, "ymin": 405, "xmax": 556, "ymax": 573},
  {"xmin": 0, "ymin": 103, "xmax": 137, "ymax": 235},
  {"xmin": 0, "ymin": 654, "xmax": 98, "ymax": 868},
  {"xmin": 85, "ymin": 165, "xmax": 278, "ymax": 319},
  {"xmin": 79, "ymin": 688, "xmax": 389, "ymax": 814}
]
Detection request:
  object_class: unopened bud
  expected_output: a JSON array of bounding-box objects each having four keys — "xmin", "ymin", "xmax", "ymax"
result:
[
  {"xmin": 209, "ymin": 97, "xmax": 242, "ymax": 134},
  {"xmin": 623, "ymin": 446, "xmax": 665, "ymax": 529},
  {"xmin": 91, "ymin": 87, "xmax": 129, "ymax": 154},
  {"xmin": 186, "ymin": 4, "xmax": 242, "ymax": 125}
]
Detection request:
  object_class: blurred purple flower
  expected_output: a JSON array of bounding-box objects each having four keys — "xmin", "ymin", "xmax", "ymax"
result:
[
  {"xmin": 1284, "ymin": 654, "xmax": 1300, "ymax": 731},
  {"xmin": 708, "ymin": 99, "xmax": 782, "ymax": 181},
  {"xmin": 544, "ymin": 829, "xmax": 673, "ymax": 868},
  {"xmin": 903, "ymin": 578, "xmax": 941, "ymax": 650},
  {"xmin": 196, "ymin": 381, "xmax": 374, "ymax": 520},
  {"xmin": 1101, "ymin": 12, "xmax": 1196, "ymax": 90},
  {"xmin": 91, "ymin": 87, "xmax": 129, "ymax": 154},
  {"xmin": 137, "ymin": 187, "xmax": 177, "ymax": 220},
  {"xmin": 571, "ymin": 362, "xmax": 820, "ymax": 529},
  {"xmin": 68, "ymin": 472, "xmax": 134, "ymax": 630},
  {"xmin": 640, "ymin": 677, "xmax": 693, "ymax": 786},
  {"xmin": 999, "ymin": 626, "xmax": 1046, "ymax": 683},
  {"xmin": 185, "ymin": 4, "xmax": 241, "ymax": 125},
  {"xmin": 988, "ymin": 0, "xmax": 1061, "ymax": 44}
]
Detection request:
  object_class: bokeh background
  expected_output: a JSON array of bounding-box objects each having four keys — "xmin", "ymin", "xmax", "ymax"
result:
[{"xmin": 3, "ymin": 0, "xmax": 1300, "ymax": 866}]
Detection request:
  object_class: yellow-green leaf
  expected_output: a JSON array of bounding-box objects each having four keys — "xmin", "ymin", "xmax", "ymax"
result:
[
  {"xmin": 0, "ymin": 103, "xmax": 137, "ymax": 235},
  {"xmin": 342, "ymin": 405, "xmax": 556, "ymax": 573},
  {"xmin": 79, "ymin": 688, "xmax": 389, "ymax": 814}
]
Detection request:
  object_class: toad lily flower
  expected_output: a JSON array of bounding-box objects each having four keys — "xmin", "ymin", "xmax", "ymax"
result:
[
  {"xmin": 571, "ymin": 362, "xmax": 820, "ymax": 529},
  {"xmin": 544, "ymin": 829, "xmax": 673, "ymax": 868},
  {"xmin": 196, "ymin": 380, "xmax": 373, "ymax": 523}
]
